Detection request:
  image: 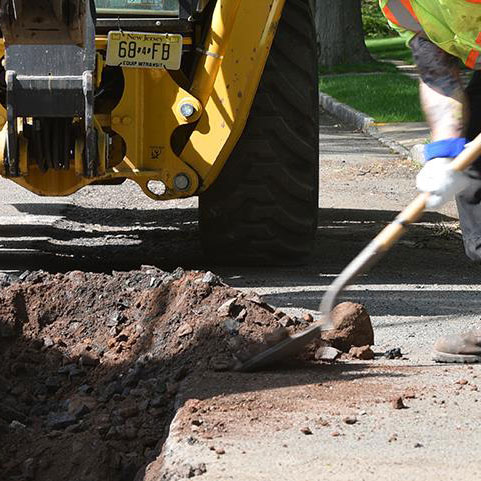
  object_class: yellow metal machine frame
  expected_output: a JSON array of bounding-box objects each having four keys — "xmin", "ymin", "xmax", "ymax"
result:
[{"xmin": 0, "ymin": 0, "xmax": 286, "ymax": 200}]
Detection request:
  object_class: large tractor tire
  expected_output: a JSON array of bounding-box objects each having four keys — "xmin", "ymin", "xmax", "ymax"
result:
[{"xmin": 199, "ymin": 0, "xmax": 319, "ymax": 265}]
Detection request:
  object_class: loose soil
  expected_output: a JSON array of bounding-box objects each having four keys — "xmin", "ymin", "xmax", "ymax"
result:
[{"xmin": 0, "ymin": 267, "xmax": 327, "ymax": 481}]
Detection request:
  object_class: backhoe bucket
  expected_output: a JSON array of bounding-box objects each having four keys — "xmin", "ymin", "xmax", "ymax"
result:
[
  {"xmin": 0, "ymin": 0, "xmax": 97, "ymax": 178},
  {"xmin": 0, "ymin": 0, "xmax": 88, "ymax": 46}
]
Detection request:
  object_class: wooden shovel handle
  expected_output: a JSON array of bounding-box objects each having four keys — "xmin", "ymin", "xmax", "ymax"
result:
[{"xmin": 375, "ymin": 132, "xmax": 481, "ymax": 251}]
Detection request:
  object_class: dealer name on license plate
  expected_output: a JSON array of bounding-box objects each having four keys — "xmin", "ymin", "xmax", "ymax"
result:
[{"xmin": 106, "ymin": 32, "xmax": 182, "ymax": 70}]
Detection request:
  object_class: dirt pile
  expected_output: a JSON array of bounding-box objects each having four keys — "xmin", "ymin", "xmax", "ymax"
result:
[{"xmin": 0, "ymin": 267, "xmax": 314, "ymax": 481}]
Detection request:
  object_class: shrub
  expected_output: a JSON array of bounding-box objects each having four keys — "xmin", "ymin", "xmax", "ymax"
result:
[{"xmin": 362, "ymin": 0, "xmax": 396, "ymax": 38}]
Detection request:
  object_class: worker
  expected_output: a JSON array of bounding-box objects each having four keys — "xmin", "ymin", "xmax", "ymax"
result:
[{"xmin": 380, "ymin": 0, "xmax": 481, "ymax": 363}]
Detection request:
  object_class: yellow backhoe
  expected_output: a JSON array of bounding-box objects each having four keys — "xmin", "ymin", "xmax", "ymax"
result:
[{"xmin": 0, "ymin": 0, "xmax": 318, "ymax": 263}]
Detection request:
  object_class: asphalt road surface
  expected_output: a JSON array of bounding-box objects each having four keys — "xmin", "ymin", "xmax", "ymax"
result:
[{"xmin": 2, "ymin": 111, "xmax": 481, "ymax": 480}]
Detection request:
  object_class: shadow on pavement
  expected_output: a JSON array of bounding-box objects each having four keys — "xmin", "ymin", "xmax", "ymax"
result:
[{"xmin": 0, "ymin": 204, "xmax": 477, "ymax": 319}]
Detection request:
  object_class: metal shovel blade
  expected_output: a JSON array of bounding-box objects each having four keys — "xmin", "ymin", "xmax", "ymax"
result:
[{"xmin": 236, "ymin": 324, "xmax": 323, "ymax": 372}]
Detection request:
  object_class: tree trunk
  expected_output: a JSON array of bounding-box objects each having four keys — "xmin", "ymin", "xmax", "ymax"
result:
[{"xmin": 315, "ymin": 0, "xmax": 372, "ymax": 68}]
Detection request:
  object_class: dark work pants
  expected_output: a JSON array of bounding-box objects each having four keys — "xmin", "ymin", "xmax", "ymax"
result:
[{"xmin": 456, "ymin": 71, "xmax": 481, "ymax": 261}]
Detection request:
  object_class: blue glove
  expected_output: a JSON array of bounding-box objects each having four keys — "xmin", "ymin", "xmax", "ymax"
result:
[
  {"xmin": 416, "ymin": 138, "xmax": 470, "ymax": 208},
  {"xmin": 423, "ymin": 138, "xmax": 467, "ymax": 164}
]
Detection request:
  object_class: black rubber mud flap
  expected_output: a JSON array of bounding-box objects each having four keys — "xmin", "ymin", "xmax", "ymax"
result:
[{"xmin": 199, "ymin": 0, "xmax": 319, "ymax": 265}]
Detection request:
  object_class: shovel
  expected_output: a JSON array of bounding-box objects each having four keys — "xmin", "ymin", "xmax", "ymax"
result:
[{"xmin": 238, "ymin": 133, "xmax": 481, "ymax": 371}]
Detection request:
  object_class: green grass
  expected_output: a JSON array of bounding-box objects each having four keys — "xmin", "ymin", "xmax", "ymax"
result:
[
  {"xmin": 319, "ymin": 37, "xmax": 412, "ymax": 75},
  {"xmin": 319, "ymin": 73, "xmax": 423, "ymax": 123},
  {"xmin": 319, "ymin": 60, "xmax": 398, "ymax": 75},
  {"xmin": 365, "ymin": 37, "xmax": 413, "ymax": 63}
]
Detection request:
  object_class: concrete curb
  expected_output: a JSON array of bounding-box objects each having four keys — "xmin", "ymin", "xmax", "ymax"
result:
[{"xmin": 319, "ymin": 91, "xmax": 412, "ymax": 159}]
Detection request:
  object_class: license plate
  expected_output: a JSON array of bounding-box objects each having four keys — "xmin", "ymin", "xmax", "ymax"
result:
[{"xmin": 106, "ymin": 31, "xmax": 182, "ymax": 70}]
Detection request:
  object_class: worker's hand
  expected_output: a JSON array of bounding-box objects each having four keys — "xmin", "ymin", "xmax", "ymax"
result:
[{"xmin": 416, "ymin": 157, "xmax": 471, "ymax": 208}]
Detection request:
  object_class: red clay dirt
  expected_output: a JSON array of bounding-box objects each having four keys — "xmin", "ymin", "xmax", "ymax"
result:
[
  {"xmin": 0, "ymin": 267, "xmax": 339, "ymax": 481},
  {"xmin": 0, "ymin": 268, "xmax": 374, "ymax": 481}
]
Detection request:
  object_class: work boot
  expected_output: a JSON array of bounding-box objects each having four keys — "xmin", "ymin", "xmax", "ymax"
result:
[{"xmin": 433, "ymin": 330, "xmax": 481, "ymax": 363}]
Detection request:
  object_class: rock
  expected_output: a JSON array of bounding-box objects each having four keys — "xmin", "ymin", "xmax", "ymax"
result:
[
  {"xmin": 315, "ymin": 346, "xmax": 342, "ymax": 362},
  {"xmin": 273, "ymin": 308, "xmax": 286, "ymax": 320},
  {"xmin": 18, "ymin": 270, "xmax": 30, "ymax": 281},
  {"xmin": 217, "ymin": 298, "xmax": 236, "ymax": 316},
  {"xmin": 47, "ymin": 412, "xmax": 77, "ymax": 430},
  {"xmin": 130, "ymin": 387, "xmax": 148, "ymax": 398},
  {"xmin": 80, "ymin": 350, "xmax": 100, "ymax": 367},
  {"xmin": 116, "ymin": 333, "xmax": 129, "ymax": 343},
  {"xmin": 264, "ymin": 327, "xmax": 289, "ymax": 345},
  {"xmin": 279, "ymin": 315, "xmax": 294, "ymax": 328},
  {"xmin": 122, "ymin": 366, "xmax": 142, "ymax": 388},
  {"xmin": 343, "ymin": 416, "xmax": 358, "ymax": 425},
  {"xmin": 166, "ymin": 382, "xmax": 178, "ymax": 396},
  {"xmin": 45, "ymin": 376, "xmax": 62, "ymax": 393},
  {"xmin": 177, "ymin": 323, "xmax": 193, "ymax": 337},
  {"xmin": 384, "ymin": 347, "xmax": 402, "ymax": 359},
  {"xmin": 118, "ymin": 405, "xmax": 139, "ymax": 419},
  {"xmin": 65, "ymin": 423, "xmax": 84, "ymax": 434},
  {"xmin": 100, "ymin": 380, "xmax": 122, "ymax": 402},
  {"xmin": 2, "ymin": 402, "xmax": 28, "ymax": 423},
  {"xmin": 119, "ymin": 425, "xmax": 138, "ymax": 440},
  {"xmin": 210, "ymin": 356, "xmax": 234, "ymax": 372},
  {"xmin": 9, "ymin": 420, "xmax": 27, "ymax": 431},
  {"xmin": 331, "ymin": 431, "xmax": 341, "ymax": 437},
  {"xmin": 303, "ymin": 313, "xmax": 314, "ymax": 323},
  {"xmin": 456, "ymin": 379, "xmax": 469, "ymax": 386},
  {"xmin": 181, "ymin": 463, "xmax": 206, "ymax": 478},
  {"xmin": 404, "ymin": 389, "xmax": 416, "ymax": 399},
  {"xmin": 235, "ymin": 308, "xmax": 247, "ymax": 322},
  {"xmin": 106, "ymin": 311, "xmax": 122, "ymax": 328},
  {"xmin": 245, "ymin": 293, "xmax": 264, "ymax": 305},
  {"xmin": 300, "ymin": 426, "xmax": 313, "ymax": 435},
  {"xmin": 0, "ymin": 320, "xmax": 17, "ymax": 338},
  {"xmin": 322, "ymin": 302, "xmax": 373, "ymax": 352},
  {"xmin": 414, "ymin": 442, "xmax": 423, "ymax": 448},
  {"xmin": 68, "ymin": 396, "xmax": 94, "ymax": 419},
  {"xmin": 0, "ymin": 272, "xmax": 12, "ymax": 287},
  {"xmin": 317, "ymin": 418, "xmax": 330, "ymax": 427},
  {"xmin": 202, "ymin": 271, "xmax": 221, "ymax": 286},
  {"xmin": 391, "ymin": 396, "xmax": 407, "ymax": 410},
  {"xmin": 22, "ymin": 458, "xmax": 35, "ymax": 480},
  {"xmin": 193, "ymin": 463, "xmax": 207, "ymax": 476},
  {"xmin": 150, "ymin": 396, "xmax": 166, "ymax": 408},
  {"xmin": 78, "ymin": 384, "xmax": 93, "ymax": 395},
  {"xmin": 172, "ymin": 267, "xmax": 185, "ymax": 280},
  {"xmin": 215, "ymin": 447, "xmax": 225, "ymax": 455},
  {"xmin": 349, "ymin": 345, "xmax": 374, "ymax": 360},
  {"xmin": 58, "ymin": 363, "xmax": 83, "ymax": 377},
  {"xmin": 224, "ymin": 319, "xmax": 240, "ymax": 335}
]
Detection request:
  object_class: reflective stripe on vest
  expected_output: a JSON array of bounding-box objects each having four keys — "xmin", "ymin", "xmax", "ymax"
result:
[
  {"xmin": 466, "ymin": 32, "xmax": 481, "ymax": 69},
  {"xmin": 382, "ymin": 0, "xmax": 422, "ymax": 32}
]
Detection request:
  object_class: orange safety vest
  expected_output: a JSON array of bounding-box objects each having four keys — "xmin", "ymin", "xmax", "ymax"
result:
[
  {"xmin": 380, "ymin": 0, "xmax": 481, "ymax": 69},
  {"xmin": 381, "ymin": 0, "xmax": 422, "ymax": 33}
]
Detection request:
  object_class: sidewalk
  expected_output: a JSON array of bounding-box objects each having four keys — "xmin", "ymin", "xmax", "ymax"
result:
[
  {"xmin": 320, "ymin": 57, "xmax": 475, "ymax": 158},
  {"xmin": 320, "ymin": 58, "xmax": 431, "ymax": 158},
  {"xmin": 376, "ymin": 121, "xmax": 429, "ymax": 153}
]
